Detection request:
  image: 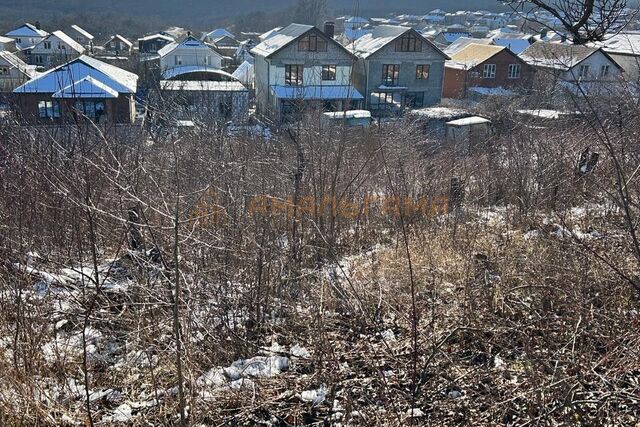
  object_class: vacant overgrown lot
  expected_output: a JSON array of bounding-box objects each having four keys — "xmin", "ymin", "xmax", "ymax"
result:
[{"xmin": 0, "ymin": 102, "xmax": 639, "ymax": 425}]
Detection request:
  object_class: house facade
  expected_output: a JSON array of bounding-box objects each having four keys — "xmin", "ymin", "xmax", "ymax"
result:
[
  {"xmin": 252, "ymin": 23, "xmax": 364, "ymax": 121},
  {"xmin": 519, "ymin": 41, "xmax": 623, "ymax": 84},
  {"xmin": 138, "ymin": 34, "xmax": 175, "ymax": 56},
  {"xmin": 27, "ymin": 31, "xmax": 85, "ymax": 68},
  {"xmin": 13, "ymin": 55, "xmax": 138, "ymax": 124},
  {"xmin": 444, "ymin": 43, "xmax": 534, "ymax": 98},
  {"xmin": 0, "ymin": 51, "xmax": 36, "ymax": 93},
  {"xmin": 103, "ymin": 35, "xmax": 134, "ymax": 56},
  {"xmin": 159, "ymin": 36, "xmax": 223, "ymax": 78},
  {"xmin": 351, "ymin": 26, "xmax": 449, "ymax": 113},
  {"xmin": 5, "ymin": 23, "xmax": 48, "ymax": 50}
]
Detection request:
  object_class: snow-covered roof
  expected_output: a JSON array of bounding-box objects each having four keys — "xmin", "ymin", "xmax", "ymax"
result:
[
  {"xmin": 14, "ymin": 55, "xmax": 138, "ymax": 94},
  {"xmin": 345, "ymin": 16, "xmax": 370, "ymax": 24},
  {"xmin": 444, "ymin": 37, "xmax": 494, "ymax": 55},
  {"xmin": 351, "ymin": 25, "xmax": 448, "ymax": 59},
  {"xmin": 0, "ymin": 51, "xmax": 35, "ymax": 78},
  {"xmin": 438, "ymin": 31, "xmax": 471, "ymax": 44},
  {"xmin": 44, "ymin": 30, "xmax": 86, "ymax": 54},
  {"xmin": 591, "ymin": 32, "xmax": 640, "ymax": 56},
  {"xmin": 0, "ymin": 35, "xmax": 14, "ymax": 44},
  {"xmin": 138, "ymin": 33, "xmax": 174, "ymax": 42},
  {"xmin": 52, "ymin": 76, "xmax": 119, "ymax": 98},
  {"xmin": 447, "ymin": 116, "xmax": 491, "ymax": 126},
  {"xmin": 468, "ymin": 86, "xmax": 516, "ymax": 96},
  {"xmin": 271, "ymin": 85, "xmax": 364, "ymax": 100},
  {"xmin": 259, "ymin": 27, "xmax": 283, "ymax": 41},
  {"xmin": 161, "ymin": 65, "xmax": 234, "ymax": 80},
  {"xmin": 105, "ymin": 34, "xmax": 133, "ymax": 48},
  {"xmin": 343, "ymin": 28, "xmax": 373, "ymax": 42},
  {"xmin": 517, "ymin": 109, "xmax": 572, "ymax": 119},
  {"xmin": 5, "ymin": 23, "xmax": 48, "ymax": 38},
  {"xmin": 70, "ymin": 25, "xmax": 94, "ymax": 40},
  {"xmin": 519, "ymin": 41, "xmax": 618, "ymax": 71},
  {"xmin": 160, "ymin": 80, "xmax": 247, "ymax": 91},
  {"xmin": 447, "ymin": 43, "xmax": 505, "ymax": 68},
  {"xmin": 232, "ymin": 60, "xmax": 254, "ymax": 85},
  {"xmin": 323, "ymin": 110, "xmax": 371, "ymax": 119},
  {"xmin": 206, "ymin": 29, "xmax": 236, "ymax": 40},
  {"xmin": 409, "ymin": 106, "xmax": 469, "ymax": 120},
  {"xmin": 158, "ymin": 36, "xmax": 219, "ymax": 57},
  {"xmin": 251, "ymin": 23, "xmax": 313, "ymax": 57}
]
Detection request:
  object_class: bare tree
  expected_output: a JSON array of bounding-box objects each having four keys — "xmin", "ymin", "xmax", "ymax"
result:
[{"xmin": 504, "ymin": 0, "xmax": 635, "ymax": 43}]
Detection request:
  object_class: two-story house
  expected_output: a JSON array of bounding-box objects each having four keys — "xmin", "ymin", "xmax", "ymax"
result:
[
  {"xmin": 351, "ymin": 26, "xmax": 449, "ymax": 113},
  {"xmin": 28, "ymin": 30, "xmax": 86, "ymax": 68},
  {"xmin": 519, "ymin": 41, "xmax": 622, "ymax": 84},
  {"xmin": 5, "ymin": 23, "xmax": 48, "ymax": 50},
  {"xmin": 103, "ymin": 35, "xmax": 134, "ymax": 56},
  {"xmin": 251, "ymin": 23, "xmax": 363, "ymax": 121},
  {"xmin": 443, "ymin": 43, "xmax": 533, "ymax": 98},
  {"xmin": 158, "ymin": 35, "xmax": 224, "ymax": 79}
]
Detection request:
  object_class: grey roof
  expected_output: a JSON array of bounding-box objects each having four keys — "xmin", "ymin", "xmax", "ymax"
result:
[
  {"xmin": 351, "ymin": 25, "xmax": 449, "ymax": 60},
  {"xmin": 251, "ymin": 23, "xmax": 313, "ymax": 57},
  {"xmin": 105, "ymin": 34, "xmax": 133, "ymax": 48},
  {"xmin": 519, "ymin": 41, "xmax": 620, "ymax": 71},
  {"xmin": 157, "ymin": 36, "xmax": 220, "ymax": 58}
]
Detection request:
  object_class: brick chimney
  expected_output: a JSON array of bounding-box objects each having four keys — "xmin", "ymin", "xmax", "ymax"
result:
[{"xmin": 324, "ymin": 21, "xmax": 335, "ymax": 39}]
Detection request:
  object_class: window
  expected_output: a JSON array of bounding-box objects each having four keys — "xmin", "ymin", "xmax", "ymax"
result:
[
  {"xmin": 483, "ymin": 64, "xmax": 496, "ymax": 78},
  {"xmin": 396, "ymin": 32, "xmax": 422, "ymax": 52},
  {"xmin": 175, "ymin": 55, "xmax": 183, "ymax": 66},
  {"xmin": 508, "ymin": 64, "xmax": 521, "ymax": 79},
  {"xmin": 58, "ymin": 42, "xmax": 65, "ymax": 50},
  {"xmin": 204, "ymin": 56, "xmax": 210, "ymax": 65},
  {"xmin": 600, "ymin": 64, "xmax": 610, "ymax": 78},
  {"xmin": 382, "ymin": 64, "xmax": 399, "ymax": 86},
  {"xmin": 578, "ymin": 64, "xmax": 590, "ymax": 78},
  {"xmin": 43, "ymin": 41, "xmax": 51, "ymax": 49},
  {"xmin": 16, "ymin": 38, "xmax": 21, "ymax": 44},
  {"xmin": 405, "ymin": 92, "xmax": 425, "ymax": 108},
  {"xmin": 74, "ymin": 100, "xmax": 105, "ymax": 119},
  {"xmin": 322, "ymin": 65, "xmax": 336, "ymax": 81},
  {"xmin": 34, "ymin": 55, "xmax": 44, "ymax": 64},
  {"xmin": 416, "ymin": 64, "xmax": 430, "ymax": 80},
  {"xmin": 371, "ymin": 91, "xmax": 401, "ymax": 109},
  {"xmin": 38, "ymin": 100, "xmax": 60, "ymax": 118},
  {"xmin": 0, "ymin": 67, "xmax": 8, "ymax": 75},
  {"xmin": 298, "ymin": 33, "xmax": 328, "ymax": 52},
  {"xmin": 285, "ymin": 64, "xmax": 304, "ymax": 86}
]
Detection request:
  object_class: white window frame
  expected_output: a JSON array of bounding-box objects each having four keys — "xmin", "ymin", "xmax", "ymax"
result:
[
  {"xmin": 508, "ymin": 64, "xmax": 521, "ymax": 79},
  {"xmin": 43, "ymin": 41, "xmax": 51, "ymax": 49},
  {"xmin": 175, "ymin": 55, "xmax": 183, "ymax": 66},
  {"xmin": 599, "ymin": 64, "xmax": 610, "ymax": 78},
  {"xmin": 483, "ymin": 64, "xmax": 496, "ymax": 79}
]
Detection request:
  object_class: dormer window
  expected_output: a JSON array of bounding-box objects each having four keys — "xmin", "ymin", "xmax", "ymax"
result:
[
  {"xmin": 396, "ymin": 32, "xmax": 422, "ymax": 52},
  {"xmin": 298, "ymin": 33, "xmax": 328, "ymax": 52},
  {"xmin": 43, "ymin": 41, "xmax": 51, "ymax": 49}
]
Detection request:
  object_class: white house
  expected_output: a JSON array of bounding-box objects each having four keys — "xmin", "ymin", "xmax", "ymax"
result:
[
  {"xmin": 5, "ymin": 23, "xmax": 49, "ymax": 50},
  {"xmin": 0, "ymin": 36, "xmax": 18, "ymax": 52},
  {"xmin": 28, "ymin": 30, "xmax": 86, "ymax": 68},
  {"xmin": 158, "ymin": 36, "xmax": 223, "ymax": 79},
  {"xmin": 0, "ymin": 51, "xmax": 37, "ymax": 92},
  {"xmin": 520, "ymin": 41, "xmax": 623, "ymax": 83}
]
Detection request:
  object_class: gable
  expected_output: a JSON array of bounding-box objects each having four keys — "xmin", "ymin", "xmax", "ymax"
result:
[
  {"xmin": 267, "ymin": 27, "xmax": 357, "ymax": 61},
  {"xmin": 365, "ymin": 28, "xmax": 448, "ymax": 62}
]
